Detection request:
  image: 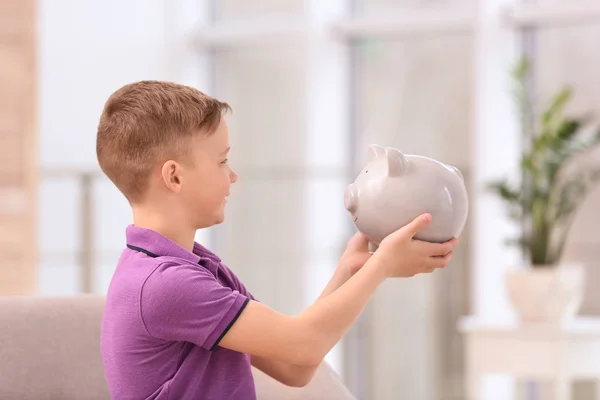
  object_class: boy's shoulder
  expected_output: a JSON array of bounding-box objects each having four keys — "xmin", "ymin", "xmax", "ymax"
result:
[
  {"xmin": 116, "ymin": 224, "xmax": 254, "ymax": 300},
  {"xmin": 105, "ymin": 225, "xmax": 254, "ymax": 349},
  {"xmin": 102, "ymin": 226, "xmax": 257, "ymax": 400}
]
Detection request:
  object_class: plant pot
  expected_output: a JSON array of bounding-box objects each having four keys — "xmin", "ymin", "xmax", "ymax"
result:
[{"xmin": 505, "ymin": 263, "xmax": 586, "ymax": 325}]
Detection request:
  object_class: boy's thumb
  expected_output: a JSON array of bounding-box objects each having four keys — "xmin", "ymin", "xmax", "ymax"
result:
[{"xmin": 403, "ymin": 213, "xmax": 432, "ymax": 237}]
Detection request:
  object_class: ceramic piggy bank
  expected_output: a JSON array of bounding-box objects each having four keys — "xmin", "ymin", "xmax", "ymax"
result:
[{"xmin": 344, "ymin": 144, "xmax": 468, "ymax": 251}]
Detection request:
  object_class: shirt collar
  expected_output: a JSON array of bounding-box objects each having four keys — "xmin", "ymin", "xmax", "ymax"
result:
[{"xmin": 125, "ymin": 225, "xmax": 221, "ymax": 264}]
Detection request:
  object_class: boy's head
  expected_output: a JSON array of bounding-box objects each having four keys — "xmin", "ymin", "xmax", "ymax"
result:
[{"xmin": 97, "ymin": 80, "xmax": 237, "ymax": 229}]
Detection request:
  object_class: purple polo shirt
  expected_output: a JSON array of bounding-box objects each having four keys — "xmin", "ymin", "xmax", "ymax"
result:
[{"xmin": 101, "ymin": 225, "xmax": 256, "ymax": 400}]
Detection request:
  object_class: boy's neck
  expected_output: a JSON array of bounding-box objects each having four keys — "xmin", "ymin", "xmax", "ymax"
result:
[{"xmin": 131, "ymin": 206, "xmax": 196, "ymax": 253}]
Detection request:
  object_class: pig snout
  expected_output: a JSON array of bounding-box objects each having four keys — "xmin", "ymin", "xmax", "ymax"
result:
[{"xmin": 344, "ymin": 184, "xmax": 358, "ymax": 213}]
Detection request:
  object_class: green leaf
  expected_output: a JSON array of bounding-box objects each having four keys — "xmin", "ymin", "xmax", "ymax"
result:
[
  {"xmin": 542, "ymin": 87, "xmax": 572, "ymax": 129},
  {"xmin": 551, "ymin": 175, "xmax": 591, "ymax": 222},
  {"xmin": 487, "ymin": 181, "xmax": 520, "ymax": 202},
  {"xmin": 490, "ymin": 56, "xmax": 600, "ymax": 264},
  {"xmin": 510, "ymin": 56, "xmax": 530, "ymax": 82},
  {"xmin": 556, "ymin": 129, "xmax": 600, "ymax": 167},
  {"xmin": 521, "ymin": 155, "xmax": 535, "ymax": 172},
  {"xmin": 556, "ymin": 118, "xmax": 583, "ymax": 141}
]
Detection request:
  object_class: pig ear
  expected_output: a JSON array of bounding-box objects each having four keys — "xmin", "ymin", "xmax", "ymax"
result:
[
  {"xmin": 367, "ymin": 144, "xmax": 386, "ymax": 162},
  {"xmin": 385, "ymin": 147, "xmax": 407, "ymax": 177}
]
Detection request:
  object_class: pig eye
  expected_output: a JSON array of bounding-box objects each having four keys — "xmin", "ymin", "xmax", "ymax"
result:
[{"xmin": 365, "ymin": 170, "xmax": 368, "ymax": 173}]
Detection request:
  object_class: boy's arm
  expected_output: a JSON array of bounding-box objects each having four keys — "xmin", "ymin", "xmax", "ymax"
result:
[
  {"xmin": 251, "ymin": 356, "xmax": 318, "ymax": 387},
  {"xmin": 219, "ymin": 254, "xmax": 388, "ymax": 367},
  {"xmin": 219, "ymin": 215, "xmax": 454, "ymax": 370},
  {"xmin": 318, "ymin": 256, "xmax": 363, "ymax": 299},
  {"xmin": 249, "ymin": 261, "xmax": 358, "ymax": 387}
]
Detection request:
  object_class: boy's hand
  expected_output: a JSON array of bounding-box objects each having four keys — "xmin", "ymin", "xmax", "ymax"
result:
[
  {"xmin": 339, "ymin": 232, "xmax": 372, "ymax": 276},
  {"xmin": 373, "ymin": 213, "xmax": 458, "ymax": 278},
  {"xmin": 317, "ymin": 232, "xmax": 371, "ymax": 300}
]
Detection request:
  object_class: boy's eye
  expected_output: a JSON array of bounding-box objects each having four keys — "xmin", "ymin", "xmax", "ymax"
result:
[{"xmin": 221, "ymin": 159, "xmax": 228, "ymax": 164}]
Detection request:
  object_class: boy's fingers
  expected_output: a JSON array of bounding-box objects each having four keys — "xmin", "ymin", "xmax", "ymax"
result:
[
  {"xmin": 428, "ymin": 251, "xmax": 453, "ymax": 269},
  {"xmin": 414, "ymin": 237, "xmax": 457, "ymax": 256},
  {"xmin": 400, "ymin": 213, "xmax": 432, "ymax": 238}
]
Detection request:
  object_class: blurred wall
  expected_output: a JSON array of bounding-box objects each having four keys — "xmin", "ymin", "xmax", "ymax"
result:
[
  {"xmin": 37, "ymin": 0, "xmax": 191, "ymax": 293},
  {"xmin": 0, "ymin": 0, "xmax": 37, "ymax": 295}
]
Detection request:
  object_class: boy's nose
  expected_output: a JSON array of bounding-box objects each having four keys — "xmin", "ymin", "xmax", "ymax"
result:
[{"xmin": 230, "ymin": 169, "xmax": 238, "ymax": 183}]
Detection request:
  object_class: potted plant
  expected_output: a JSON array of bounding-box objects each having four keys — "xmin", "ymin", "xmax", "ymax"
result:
[{"xmin": 488, "ymin": 57, "xmax": 600, "ymax": 324}]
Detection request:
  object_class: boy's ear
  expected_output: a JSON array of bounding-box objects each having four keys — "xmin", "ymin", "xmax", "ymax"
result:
[{"xmin": 161, "ymin": 160, "xmax": 183, "ymax": 193}]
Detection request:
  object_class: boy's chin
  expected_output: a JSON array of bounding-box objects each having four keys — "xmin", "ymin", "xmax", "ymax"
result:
[
  {"xmin": 192, "ymin": 212, "xmax": 225, "ymax": 230},
  {"xmin": 210, "ymin": 209, "xmax": 226, "ymax": 225},
  {"xmin": 213, "ymin": 213, "xmax": 225, "ymax": 225}
]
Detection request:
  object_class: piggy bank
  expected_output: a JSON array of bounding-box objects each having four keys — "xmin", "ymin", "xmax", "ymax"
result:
[{"xmin": 344, "ymin": 144, "xmax": 468, "ymax": 251}]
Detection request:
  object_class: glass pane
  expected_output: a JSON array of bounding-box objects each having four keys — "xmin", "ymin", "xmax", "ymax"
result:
[
  {"xmin": 537, "ymin": 25, "xmax": 600, "ymax": 118},
  {"xmin": 358, "ymin": 34, "xmax": 472, "ymax": 398},
  {"xmin": 213, "ymin": 41, "xmax": 350, "ymax": 319},
  {"xmin": 38, "ymin": 263, "xmax": 81, "ymax": 295},
  {"xmin": 38, "ymin": 178, "xmax": 81, "ymax": 293},
  {"xmin": 38, "ymin": 0, "xmax": 170, "ymax": 168},
  {"xmin": 215, "ymin": 44, "xmax": 307, "ymax": 169},
  {"xmin": 217, "ymin": 177, "xmax": 347, "ymax": 315},
  {"xmin": 370, "ymin": 276, "xmax": 437, "ymax": 399},
  {"xmin": 536, "ymin": 23, "xmax": 600, "ymax": 316},
  {"xmin": 217, "ymin": 179, "xmax": 308, "ymax": 315},
  {"xmin": 39, "ymin": 179, "xmax": 80, "ymax": 254},
  {"xmin": 93, "ymin": 177, "xmax": 131, "ymax": 263},
  {"xmin": 218, "ymin": 0, "xmax": 306, "ymax": 20},
  {"xmin": 38, "ymin": 178, "xmax": 80, "ymax": 295},
  {"xmin": 214, "ymin": 42, "xmax": 351, "ymax": 338},
  {"xmin": 359, "ymin": 35, "xmax": 472, "ymax": 170},
  {"xmin": 93, "ymin": 177, "xmax": 133, "ymax": 293}
]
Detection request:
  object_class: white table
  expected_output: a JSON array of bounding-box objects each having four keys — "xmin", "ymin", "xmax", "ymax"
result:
[{"xmin": 458, "ymin": 316, "xmax": 600, "ymax": 400}]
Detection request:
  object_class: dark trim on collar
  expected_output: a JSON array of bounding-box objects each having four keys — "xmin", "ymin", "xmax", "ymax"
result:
[
  {"xmin": 127, "ymin": 244, "xmax": 209, "ymax": 267},
  {"xmin": 127, "ymin": 244, "xmax": 159, "ymax": 258}
]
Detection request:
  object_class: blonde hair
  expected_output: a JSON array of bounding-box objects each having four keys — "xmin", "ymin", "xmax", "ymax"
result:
[{"xmin": 96, "ymin": 80, "xmax": 231, "ymax": 203}]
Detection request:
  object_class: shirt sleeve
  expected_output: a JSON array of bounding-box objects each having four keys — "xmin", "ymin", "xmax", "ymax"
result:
[
  {"xmin": 216, "ymin": 261, "xmax": 257, "ymax": 301},
  {"xmin": 140, "ymin": 261, "xmax": 250, "ymax": 351}
]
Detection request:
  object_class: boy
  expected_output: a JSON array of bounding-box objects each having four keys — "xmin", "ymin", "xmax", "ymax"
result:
[{"xmin": 98, "ymin": 81, "xmax": 457, "ymax": 400}]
